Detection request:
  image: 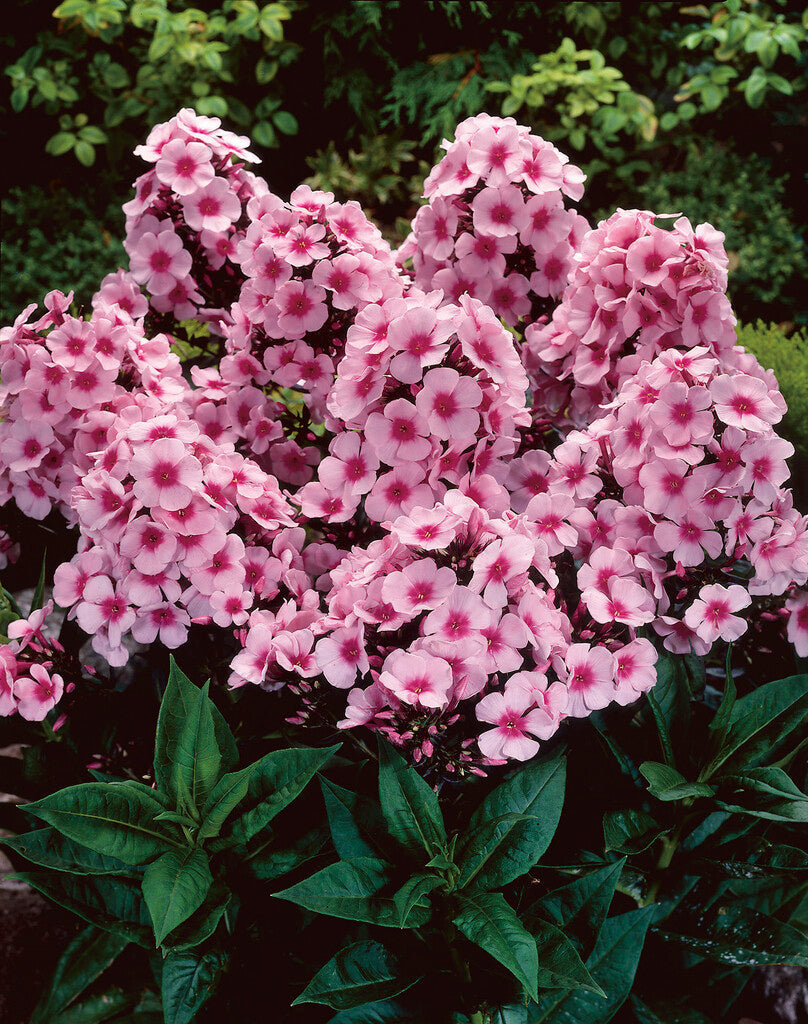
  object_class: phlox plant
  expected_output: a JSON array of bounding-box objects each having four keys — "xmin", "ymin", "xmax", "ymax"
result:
[{"xmin": 1, "ymin": 109, "xmax": 808, "ymax": 1024}]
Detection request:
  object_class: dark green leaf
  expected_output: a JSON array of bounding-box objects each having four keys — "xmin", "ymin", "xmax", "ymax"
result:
[
  {"xmin": 603, "ymin": 809, "xmax": 668, "ymax": 855},
  {"xmin": 275, "ymin": 856, "xmax": 402, "ymax": 927},
  {"xmin": 294, "ymin": 940, "xmax": 418, "ymax": 1009},
  {"xmin": 223, "ymin": 745, "xmax": 339, "ymax": 847},
  {"xmin": 377, "ymin": 739, "xmax": 446, "ymax": 859},
  {"xmin": 631, "ymin": 994, "xmax": 715, "ymax": 1024},
  {"xmin": 321, "ymin": 777, "xmax": 387, "ymax": 859},
  {"xmin": 657, "ymin": 904, "xmax": 808, "ymax": 966},
  {"xmin": 2, "ymin": 826, "xmax": 134, "ymax": 876},
  {"xmin": 19, "ymin": 872, "xmax": 152, "ymax": 946},
  {"xmin": 247, "ymin": 826, "xmax": 328, "ymax": 881},
  {"xmin": 162, "ymin": 949, "xmax": 226, "ymax": 1024},
  {"xmin": 197, "ymin": 764, "xmax": 255, "ymax": 840},
  {"xmin": 716, "ymin": 767, "xmax": 808, "ymax": 822},
  {"xmin": 155, "ymin": 662, "xmax": 223, "ymax": 808},
  {"xmin": 142, "ymin": 847, "xmax": 213, "ymax": 946},
  {"xmin": 30, "ymin": 549, "xmax": 47, "ymax": 614},
  {"xmin": 639, "ymin": 762, "xmax": 714, "ymax": 802},
  {"xmin": 30, "ymin": 926, "xmax": 128, "ymax": 1024},
  {"xmin": 454, "ymin": 890, "xmax": 538, "ymax": 1001},
  {"xmin": 646, "ymin": 651, "xmax": 698, "ymax": 764},
  {"xmin": 528, "ymin": 907, "xmax": 654, "ymax": 1023},
  {"xmin": 456, "ymin": 813, "xmax": 540, "ymax": 890},
  {"xmin": 528, "ymin": 859, "xmax": 624, "ymax": 958},
  {"xmin": 701, "ymin": 674, "xmax": 808, "ymax": 779},
  {"xmin": 534, "ymin": 920, "xmax": 604, "ymax": 994},
  {"xmin": 329, "ymin": 999, "xmax": 420, "ymax": 1023},
  {"xmin": 50, "ymin": 987, "xmax": 136, "ymax": 1023},
  {"xmin": 391, "ymin": 872, "xmax": 444, "ymax": 926},
  {"xmin": 464, "ymin": 757, "xmax": 566, "ymax": 889},
  {"xmin": 272, "ymin": 109, "xmax": 298, "ymax": 134},
  {"xmin": 161, "ymin": 881, "xmax": 233, "ymax": 951},
  {"xmin": 25, "ymin": 783, "xmax": 178, "ymax": 866}
]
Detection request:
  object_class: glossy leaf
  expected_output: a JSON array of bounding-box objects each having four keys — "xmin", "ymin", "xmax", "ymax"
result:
[
  {"xmin": 377, "ymin": 740, "xmax": 446, "ymax": 859},
  {"xmin": 716, "ymin": 766, "xmax": 808, "ymax": 822},
  {"xmin": 142, "ymin": 846, "xmax": 213, "ymax": 946},
  {"xmin": 533, "ymin": 920, "xmax": 604, "ymax": 994},
  {"xmin": 329, "ymin": 999, "xmax": 420, "ymax": 1023},
  {"xmin": 30, "ymin": 926, "xmax": 128, "ymax": 1024},
  {"xmin": 19, "ymin": 872, "xmax": 153, "ymax": 945},
  {"xmin": 456, "ymin": 812, "xmax": 540, "ymax": 890},
  {"xmin": 321, "ymin": 777, "xmax": 387, "ymax": 860},
  {"xmin": 294, "ymin": 940, "xmax": 418, "ymax": 1009},
  {"xmin": 197, "ymin": 764, "xmax": 255, "ymax": 840},
  {"xmin": 223, "ymin": 745, "xmax": 339, "ymax": 848},
  {"xmin": 274, "ymin": 856, "xmax": 401, "ymax": 927},
  {"xmin": 391, "ymin": 872, "xmax": 444, "ymax": 926},
  {"xmin": 162, "ymin": 949, "xmax": 226, "ymax": 1024},
  {"xmin": 658, "ymin": 904, "xmax": 808, "ymax": 966},
  {"xmin": 2, "ymin": 826, "xmax": 134, "ymax": 876},
  {"xmin": 639, "ymin": 762, "xmax": 714, "ymax": 802},
  {"xmin": 529, "ymin": 859, "xmax": 624, "ymax": 958},
  {"xmin": 603, "ymin": 809, "xmax": 668, "ymax": 855},
  {"xmin": 455, "ymin": 891, "xmax": 538, "ymax": 1000},
  {"xmin": 464, "ymin": 757, "xmax": 566, "ymax": 890},
  {"xmin": 528, "ymin": 907, "xmax": 654, "ymax": 1023},
  {"xmin": 25, "ymin": 783, "xmax": 178, "ymax": 866}
]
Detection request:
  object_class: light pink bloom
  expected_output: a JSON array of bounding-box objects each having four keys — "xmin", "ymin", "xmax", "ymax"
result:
[
  {"xmin": 613, "ymin": 639, "xmax": 658, "ymax": 705},
  {"xmin": 76, "ymin": 577, "xmax": 135, "ymax": 648},
  {"xmin": 131, "ymin": 602, "xmax": 191, "ymax": 648},
  {"xmin": 130, "ymin": 438, "xmax": 204, "ymax": 511},
  {"xmin": 119, "ymin": 518, "xmax": 178, "ymax": 575},
  {"xmin": 130, "ymin": 229, "xmax": 193, "ymax": 295},
  {"xmin": 155, "ymin": 138, "xmax": 215, "ymax": 195},
  {"xmin": 684, "ymin": 584, "xmax": 751, "ymax": 644},
  {"xmin": 584, "ymin": 576, "xmax": 655, "ymax": 627},
  {"xmin": 563, "ymin": 643, "xmax": 616, "ymax": 717},
  {"xmin": 382, "ymin": 559, "xmax": 456, "ymax": 615},
  {"xmin": 476, "ymin": 682, "xmax": 558, "ymax": 762},
  {"xmin": 316, "ymin": 625, "xmax": 370, "ymax": 689},
  {"xmin": 14, "ymin": 665, "xmax": 64, "ymax": 721},
  {"xmin": 469, "ymin": 535, "xmax": 534, "ymax": 608},
  {"xmin": 471, "ymin": 184, "xmax": 527, "ymax": 237},
  {"xmin": 710, "ymin": 374, "xmax": 782, "ymax": 432},
  {"xmin": 422, "ymin": 586, "xmax": 493, "ymax": 641},
  {"xmin": 653, "ymin": 509, "xmax": 723, "ymax": 567},
  {"xmin": 379, "ymin": 650, "xmax": 453, "ymax": 709},
  {"xmin": 786, "ymin": 591, "xmax": 808, "ymax": 657},
  {"xmin": 414, "ymin": 367, "xmax": 482, "ymax": 441}
]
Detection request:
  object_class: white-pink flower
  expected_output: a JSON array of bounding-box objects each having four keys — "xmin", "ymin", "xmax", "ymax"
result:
[
  {"xmin": 379, "ymin": 650, "xmax": 453, "ymax": 709},
  {"xmin": 683, "ymin": 584, "xmax": 751, "ymax": 644}
]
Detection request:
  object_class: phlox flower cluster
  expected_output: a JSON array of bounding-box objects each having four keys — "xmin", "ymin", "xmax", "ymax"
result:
[
  {"xmin": 0, "ymin": 601, "xmax": 75, "ymax": 722},
  {"xmin": 398, "ymin": 113, "xmax": 588, "ymax": 326},
  {"xmin": 124, "ymin": 108, "xmax": 262, "ymax": 325},
  {"xmin": 524, "ymin": 209, "xmax": 739, "ymax": 426},
  {"xmin": 0, "ymin": 288, "xmax": 186, "ymax": 522},
  {"xmin": 52, "ymin": 410, "xmax": 294, "ymax": 667},
  {"xmin": 578, "ymin": 348, "xmax": 808, "ymax": 656},
  {"xmin": 1, "ymin": 108, "xmax": 807, "ymax": 774}
]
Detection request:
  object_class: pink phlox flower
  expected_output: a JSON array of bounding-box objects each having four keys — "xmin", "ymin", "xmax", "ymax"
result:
[
  {"xmin": 365, "ymin": 399, "xmax": 432, "ymax": 465},
  {"xmin": 275, "ymin": 222, "xmax": 330, "ymax": 267},
  {"xmin": 466, "ymin": 122, "xmax": 526, "ymax": 186},
  {"xmin": 129, "ymin": 229, "xmax": 193, "ymax": 295},
  {"xmin": 388, "ymin": 307, "xmax": 454, "ymax": 384},
  {"xmin": 131, "ymin": 602, "xmax": 191, "ymax": 647},
  {"xmin": 469, "ymin": 535, "xmax": 535, "ymax": 608},
  {"xmin": 422, "ymin": 585, "xmax": 494, "ymax": 640},
  {"xmin": 379, "ymin": 650, "xmax": 454, "ymax": 709},
  {"xmin": 75, "ymin": 576, "xmax": 135, "ymax": 648},
  {"xmin": 273, "ymin": 280, "xmax": 329, "ymax": 339},
  {"xmin": 315, "ymin": 624, "xmax": 370, "ymax": 689},
  {"xmin": 209, "ymin": 589, "xmax": 254, "ymax": 628},
  {"xmin": 129, "ymin": 437, "xmax": 204, "ymax": 511},
  {"xmin": 155, "ymin": 138, "xmax": 215, "ymax": 195},
  {"xmin": 388, "ymin": 505, "xmax": 460, "ymax": 550},
  {"xmin": 786, "ymin": 591, "xmax": 808, "ymax": 657},
  {"xmin": 4, "ymin": 420, "xmax": 55, "ymax": 473},
  {"xmin": 625, "ymin": 230, "xmax": 681, "ymax": 288},
  {"xmin": 710, "ymin": 373, "xmax": 782, "ymax": 432},
  {"xmin": 471, "ymin": 184, "xmax": 528, "ymax": 238},
  {"xmin": 613, "ymin": 638, "xmax": 658, "ymax": 705},
  {"xmin": 476, "ymin": 675, "xmax": 559, "ymax": 762},
  {"xmin": 414, "ymin": 367, "xmax": 482, "ymax": 441},
  {"xmin": 480, "ymin": 613, "xmax": 530, "ymax": 673},
  {"xmin": 684, "ymin": 583, "xmax": 751, "ymax": 644},
  {"xmin": 653, "ymin": 508, "xmax": 723, "ymax": 567},
  {"xmin": 182, "ymin": 176, "xmax": 242, "ymax": 232},
  {"xmin": 364, "ymin": 465, "xmax": 434, "ymax": 523},
  {"xmin": 337, "ymin": 683, "xmax": 387, "ymax": 729},
  {"xmin": 274, "ymin": 629, "xmax": 319, "ymax": 678},
  {"xmin": 381, "ymin": 558, "xmax": 456, "ymax": 615},
  {"xmin": 119, "ymin": 517, "xmax": 178, "ymax": 575},
  {"xmin": 318, "ymin": 433, "xmax": 379, "ymax": 496},
  {"xmin": 523, "ymin": 492, "xmax": 577, "ymax": 556},
  {"xmin": 583, "ymin": 576, "xmax": 655, "ymax": 627},
  {"xmin": 7, "ymin": 601, "xmax": 54, "ymax": 647},
  {"xmin": 14, "ymin": 665, "xmax": 64, "ymax": 722},
  {"xmin": 562, "ymin": 643, "xmax": 617, "ymax": 717}
]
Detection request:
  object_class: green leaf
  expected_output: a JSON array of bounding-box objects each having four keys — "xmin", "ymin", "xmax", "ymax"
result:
[
  {"xmin": 10, "ymin": 85, "xmax": 29, "ymax": 112},
  {"xmin": 75, "ymin": 141, "xmax": 96, "ymax": 167},
  {"xmin": 631, "ymin": 995, "xmax": 715, "ymax": 1024},
  {"xmin": 528, "ymin": 907, "xmax": 654, "ymax": 1023},
  {"xmin": 294, "ymin": 940, "xmax": 418, "ymax": 1010},
  {"xmin": 272, "ymin": 109, "xmax": 298, "ymax": 134},
  {"xmin": 528, "ymin": 859, "xmax": 624, "ymax": 958},
  {"xmin": 329, "ymin": 1000, "xmax": 419, "ymax": 1024},
  {"xmin": 321, "ymin": 778, "xmax": 387, "ymax": 859},
  {"xmin": 464, "ymin": 757, "xmax": 566, "ymax": 889},
  {"xmin": 533, "ymin": 919, "xmax": 604, "ymax": 994},
  {"xmin": 377, "ymin": 739, "xmax": 446, "ymax": 859},
  {"xmin": 46, "ymin": 131, "xmax": 76, "ymax": 155},
  {"xmin": 391, "ymin": 872, "xmax": 444, "ymax": 926},
  {"xmin": 30, "ymin": 926, "xmax": 129, "ymax": 1024},
  {"xmin": 639, "ymin": 762, "xmax": 714, "ymax": 802},
  {"xmin": 197, "ymin": 764, "xmax": 255, "ymax": 840},
  {"xmin": 26, "ymin": 783, "xmax": 178, "ymax": 866},
  {"xmin": 223, "ymin": 744, "xmax": 339, "ymax": 848},
  {"xmin": 2, "ymin": 826, "xmax": 134, "ymax": 876},
  {"xmin": 155, "ymin": 660, "xmax": 223, "ymax": 808},
  {"xmin": 646, "ymin": 651, "xmax": 697, "ymax": 764},
  {"xmin": 657, "ymin": 904, "xmax": 808, "ymax": 966},
  {"xmin": 247, "ymin": 826, "xmax": 328, "ymax": 881},
  {"xmin": 162, "ymin": 949, "xmax": 226, "ymax": 1024},
  {"xmin": 454, "ymin": 891, "xmax": 539, "ymax": 1001},
  {"xmin": 716, "ymin": 767, "xmax": 808, "ymax": 822},
  {"xmin": 19, "ymin": 872, "xmax": 153, "ymax": 946},
  {"xmin": 50, "ymin": 987, "xmax": 136, "ymax": 1023},
  {"xmin": 701, "ymin": 674, "xmax": 808, "ymax": 779},
  {"xmin": 456, "ymin": 813, "xmax": 540, "ymax": 890},
  {"xmin": 161, "ymin": 881, "xmax": 232, "ymax": 951},
  {"xmin": 142, "ymin": 847, "xmax": 213, "ymax": 946},
  {"xmin": 30, "ymin": 549, "xmax": 47, "ymax": 614},
  {"xmin": 78, "ymin": 125, "xmax": 108, "ymax": 144},
  {"xmin": 708, "ymin": 659, "xmax": 736, "ymax": 751},
  {"xmin": 603, "ymin": 809, "xmax": 668, "ymax": 855},
  {"xmin": 274, "ymin": 856, "xmax": 402, "ymax": 927}
]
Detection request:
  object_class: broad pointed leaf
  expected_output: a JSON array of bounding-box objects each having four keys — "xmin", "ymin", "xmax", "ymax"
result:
[
  {"xmin": 529, "ymin": 859, "xmax": 624, "ymax": 958},
  {"xmin": 161, "ymin": 881, "xmax": 233, "ymax": 952},
  {"xmin": 377, "ymin": 739, "xmax": 446, "ymax": 859},
  {"xmin": 329, "ymin": 999, "xmax": 420, "ymax": 1023},
  {"xmin": 657, "ymin": 903, "xmax": 808, "ymax": 966},
  {"xmin": 456, "ymin": 812, "xmax": 540, "ymax": 889},
  {"xmin": 534, "ymin": 919, "xmax": 604, "ymax": 994},
  {"xmin": 603, "ymin": 809, "xmax": 668, "ymax": 855},
  {"xmin": 25, "ymin": 783, "xmax": 178, "ymax": 866},
  {"xmin": 391, "ymin": 872, "xmax": 444, "ymax": 926},
  {"xmin": 247, "ymin": 826, "xmax": 329, "ymax": 881},
  {"xmin": 2, "ymin": 826, "xmax": 134, "ymax": 876},
  {"xmin": 465, "ymin": 757, "xmax": 566, "ymax": 889},
  {"xmin": 528, "ymin": 907, "xmax": 654, "ymax": 1023},
  {"xmin": 275, "ymin": 856, "xmax": 402, "ymax": 927},
  {"xmin": 161, "ymin": 949, "xmax": 226, "ymax": 1024},
  {"xmin": 454, "ymin": 890, "xmax": 539, "ymax": 1001},
  {"xmin": 30, "ymin": 926, "xmax": 129, "ymax": 1024},
  {"xmin": 321, "ymin": 777, "xmax": 387, "ymax": 859},
  {"xmin": 716, "ymin": 766, "xmax": 808, "ymax": 822},
  {"xmin": 197, "ymin": 764, "xmax": 256, "ymax": 840},
  {"xmin": 142, "ymin": 846, "xmax": 213, "ymax": 945},
  {"xmin": 19, "ymin": 871, "xmax": 153, "ymax": 945},
  {"xmin": 223, "ymin": 745, "xmax": 339, "ymax": 848},
  {"xmin": 294, "ymin": 940, "xmax": 418, "ymax": 1009},
  {"xmin": 639, "ymin": 762, "xmax": 714, "ymax": 802}
]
